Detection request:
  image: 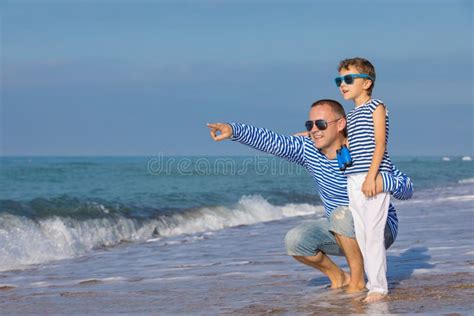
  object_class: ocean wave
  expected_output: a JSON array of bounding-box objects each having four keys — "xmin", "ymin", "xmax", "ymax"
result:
[
  {"xmin": 458, "ymin": 177, "xmax": 474, "ymax": 184},
  {"xmin": 0, "ymin": 195, "xmax": 323, "ymax": 272},
  {"xmin": 0, "ymin": 196, "xmax": 157, "ymax": 219}
]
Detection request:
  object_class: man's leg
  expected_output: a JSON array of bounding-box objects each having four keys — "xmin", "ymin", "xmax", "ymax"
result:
[
  {"xmin": 334, "ymin": 234, "xmax": 365, "ymax": 292},
  {"xmin": 293, "ymin": 254, "xmax": 350, "ymax": 289},
  {"xmin": 329, "ymin": 206, "xmax": 366, "ymax": 293},
  {"xmin": 285, "ymin": 210, "xmax": 395, "ymax": 293},
  {"xmin": 285, "ymin": 218, "xmax": 349, "ymax": 288}
]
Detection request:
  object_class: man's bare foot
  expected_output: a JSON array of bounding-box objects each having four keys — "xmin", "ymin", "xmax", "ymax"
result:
[
  {"xmin": 362, "ymin": 292, "xmax": 386, "ymax": 303},
  {"xmin": 345, "ymin": 279, "xmax": 365, "ymax": 293},
  {"xmin": 346, "ymin": 284, "xmax": 366, "ymax": 293},
  {"xmin": 329, "ymin": 271, "xmax": 351, "ymax": 289}
]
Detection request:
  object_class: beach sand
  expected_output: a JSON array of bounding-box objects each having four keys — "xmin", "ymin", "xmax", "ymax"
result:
[{"xmin": 0, "ymin": 270, "xmax": 472, "ymax": 315}]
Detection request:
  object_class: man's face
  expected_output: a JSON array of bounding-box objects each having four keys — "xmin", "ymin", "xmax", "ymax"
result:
[{"xmin": 308, "ymin": 104, "xmax": 342, "ymax": 152}]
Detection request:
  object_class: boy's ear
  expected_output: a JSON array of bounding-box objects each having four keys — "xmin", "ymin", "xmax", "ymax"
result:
[{"xmin": 363, "ymin": 79, "xmax": 373, "ymax": 90}]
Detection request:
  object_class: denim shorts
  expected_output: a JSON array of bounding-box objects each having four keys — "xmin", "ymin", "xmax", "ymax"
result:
[{"xmin": 284, "ymin": 206, "xmax": 395, "ymax": 257}]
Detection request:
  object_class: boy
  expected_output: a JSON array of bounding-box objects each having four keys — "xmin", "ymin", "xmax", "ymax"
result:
[{"xmin": 335, "ymin": 57, "xmax": 393, "ymax": 303}]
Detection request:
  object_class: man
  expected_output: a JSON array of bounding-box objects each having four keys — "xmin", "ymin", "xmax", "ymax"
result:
[{"xmin": 206, "ymin": 99, "xmax": 412, "ymax": 295}]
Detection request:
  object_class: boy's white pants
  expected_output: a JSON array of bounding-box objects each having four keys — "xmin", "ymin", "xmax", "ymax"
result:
[{"xmin": 347, "ymin": 173, "xmax": 390, "ymax": 295}]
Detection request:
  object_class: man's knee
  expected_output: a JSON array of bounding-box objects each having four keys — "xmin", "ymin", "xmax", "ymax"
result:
[
  {"xmin": 330, "ymin": 206, "xmax": 351, "ymax": 223},
  {"xmin": 285, "ymin": 223, "xmax": 322, "ymax": 257},
  {"xmin": 285, "ymin": 219, "xmax": 334, "ymax": 257},
  {"xmin": 329, "ymin": 206, "xmax": 356, "ymax": 239},
  {"xmin": 284, "ymin": 226, "xmax": 304, "ymax": 255}
]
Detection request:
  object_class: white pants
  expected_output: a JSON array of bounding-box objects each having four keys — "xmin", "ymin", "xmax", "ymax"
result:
[{"xmin": 347, "ymin": 173, "xmax": 390, "ymax": 295}]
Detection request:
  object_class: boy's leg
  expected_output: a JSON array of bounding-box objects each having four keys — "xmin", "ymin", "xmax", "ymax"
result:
[
  {"xmin": 330, "ymin": 204, "xmax": 396, "ymax": 296},
  {"xmin": 363, "ymin": 192, "xmax": 390, "ymax": 296},
  {"xmin": 347, "ymin": 173, "xmax": 390, "ymax": 296},
  {"xmin": 347, "ymin": 174, "xmax": 368, "ymax": 281}
]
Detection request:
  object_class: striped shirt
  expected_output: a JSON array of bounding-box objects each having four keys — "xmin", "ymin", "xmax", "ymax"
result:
[
  {"xmin": 345, "ymin": 99, "xmax": 393, "ymax": 174},
  {"xmin": 229, "ymin": 123, "xmax": 413, "ymax": 241}
]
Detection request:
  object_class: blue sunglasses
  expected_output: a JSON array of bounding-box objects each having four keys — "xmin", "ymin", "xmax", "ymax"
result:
[{"xmin": 334, "ymin": 74, "xmax": 374, "ymax": 87}]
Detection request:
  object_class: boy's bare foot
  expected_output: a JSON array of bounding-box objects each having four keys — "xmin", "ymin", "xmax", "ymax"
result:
[
  {"xmin": 329, "ymin": 271, "xmax": 351, "ymax": 289},
  {"xmin": 362, "ymin": 292, "xmax": 386, "ymax": 303}
]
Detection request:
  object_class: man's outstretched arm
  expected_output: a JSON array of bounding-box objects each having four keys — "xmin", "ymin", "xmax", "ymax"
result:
[{"xmin": 207, "ymin": 122, "xmax": 306, "ymax": 166}]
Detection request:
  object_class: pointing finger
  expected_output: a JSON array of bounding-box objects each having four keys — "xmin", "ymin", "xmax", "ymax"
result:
[{"xmin": 207, "ymin": 123, "xmax": 221, "ymax": 129}]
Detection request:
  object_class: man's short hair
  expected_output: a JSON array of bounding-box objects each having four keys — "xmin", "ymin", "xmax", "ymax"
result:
[
  {"xmin": 338, "ymin": 57, "xmax": 376, "ymax": 95},
  {"xmin": 310, "ymin": 99, "xmax": 347, "ymax": 137},
  {"xmin": 311, "ymin": 99, "xmax": 346, "ymax": 117}
]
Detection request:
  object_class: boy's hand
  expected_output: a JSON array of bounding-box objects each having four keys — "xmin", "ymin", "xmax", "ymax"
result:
[
  {"xmin": 207, "ymin": 123, "xmax": 233, "ymax": 141},
  {"xmin": 362, "ymin": 176, "xmax": 377, "ymax": 197}
]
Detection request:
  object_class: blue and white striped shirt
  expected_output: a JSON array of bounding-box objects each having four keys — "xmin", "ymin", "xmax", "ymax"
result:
[
  {"xmin": 229, "ymin": 123, "xmax": 413, "ymax": 241},
  {"xmin": 345, "ymin": 99, "xmax": 393, "ymax": 174}
]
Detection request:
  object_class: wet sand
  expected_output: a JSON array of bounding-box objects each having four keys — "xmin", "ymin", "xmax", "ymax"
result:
[{"xmin": 1, "ymin": 271, "xmax": 471, "ymax": 315}]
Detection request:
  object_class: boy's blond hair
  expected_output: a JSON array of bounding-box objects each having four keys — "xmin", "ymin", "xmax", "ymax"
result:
[{"xmin": 338, "ymin": 57, "xmax": 376, "ymax": 96}]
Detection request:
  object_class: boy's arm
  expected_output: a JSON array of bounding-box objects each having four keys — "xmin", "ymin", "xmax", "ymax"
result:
[
  {"xmin": 362, "ymin": 104, "xmax": 387, "ymax": 197},
  {"xmin": 207, "ymin": 122, "xmax": 306, "ymax": 166}
]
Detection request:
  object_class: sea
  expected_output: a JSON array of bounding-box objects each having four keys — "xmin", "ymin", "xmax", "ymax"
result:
[{"xmin": 0, "ymin": 155, "xmax": 473, "ymax": 314}]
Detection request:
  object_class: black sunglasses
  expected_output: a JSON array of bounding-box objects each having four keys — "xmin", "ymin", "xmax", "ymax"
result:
[{"xmin": 305, "ymin": 118, "xmax": 342, "ymax": 131}]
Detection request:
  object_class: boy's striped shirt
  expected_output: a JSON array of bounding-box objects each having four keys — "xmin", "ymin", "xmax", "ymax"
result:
[{"xmin": 345, "ymin": 99, "xmax": 393, "ymax": 174}]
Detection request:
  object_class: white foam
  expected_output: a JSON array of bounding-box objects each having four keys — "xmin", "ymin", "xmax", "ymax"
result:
[
  {"xmin": 222, "ymin": 261, "xmax": 252, "ymax": 267},
  {"xmin": 443, "ymin": 195, "xmax": 474, "ymax": 202},
  {"xmin": 427, "ymin": 245, "xmax": 472, "ymax": 251},
  {"xmin": 145, "ymin": 237, "xmax": 161, "ymax": 243},
  {"xmin": 412, "ymin": 268, "xmax": 436, "ymax": 274},
  {"xmin": 0, "ymin": 214, "xmax": 158, "ymax": 272},
  {"xmin": 76, "ymin": 277, "xmax": 126, "ymax": 284},
  {"xmin": 30, "ymin": 281, "xmax": 50, "ymax": 287},
  {"xmin": 458, "ymin": 177, "xmax": 474, "ymax": 184},
  {"xmin": 142, "ymin": 276, "xmax": 201, "ymax": 282},
  {"xmin": 404, "ymin": 194, "xmax": 474, "ymax": 205},
  {"xmin": 153, "ymin": 195, "xmax": 323, "ymax": 237},
  {"xmin": 0, "ymin": 195, "xmax": 323, "ymax": 272},
  {"xmin": 169, "ymin": 262, "xmax": 217, "ymax": 269}
]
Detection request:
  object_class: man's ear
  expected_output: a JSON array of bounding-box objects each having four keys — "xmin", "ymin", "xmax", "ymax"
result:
[{"xmin": 337, "ymin": 117, "xmax": 347, "ymax": 132}]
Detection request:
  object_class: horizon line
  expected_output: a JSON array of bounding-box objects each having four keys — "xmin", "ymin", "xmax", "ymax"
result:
[{"xmin": 1, "ymin": 154, "xmax": 472, "ymax": 158}]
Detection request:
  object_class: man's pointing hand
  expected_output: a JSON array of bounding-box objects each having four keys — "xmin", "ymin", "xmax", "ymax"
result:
[{"xmin": 207, "ymin": 123, "xmax": 233, "ymax": 141}]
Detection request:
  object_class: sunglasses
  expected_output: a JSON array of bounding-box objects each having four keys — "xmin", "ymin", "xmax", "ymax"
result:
[
  {"xmin": 334, "ymin": 74, "xmax": 374, "ymax": 87},
  {"xmin": 305, "ymin": 118, "xmax": 342, "ymax": 131}
]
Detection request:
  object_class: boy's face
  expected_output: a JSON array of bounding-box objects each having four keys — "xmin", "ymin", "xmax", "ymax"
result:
[{"xmin": 338, "ymin": 66, "xmax": 372, "ymax": 101}]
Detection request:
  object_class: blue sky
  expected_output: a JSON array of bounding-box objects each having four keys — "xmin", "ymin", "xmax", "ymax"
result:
[{"xmin": 1, "ymin": 0, "xmax": 472, "ymax": 156}]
